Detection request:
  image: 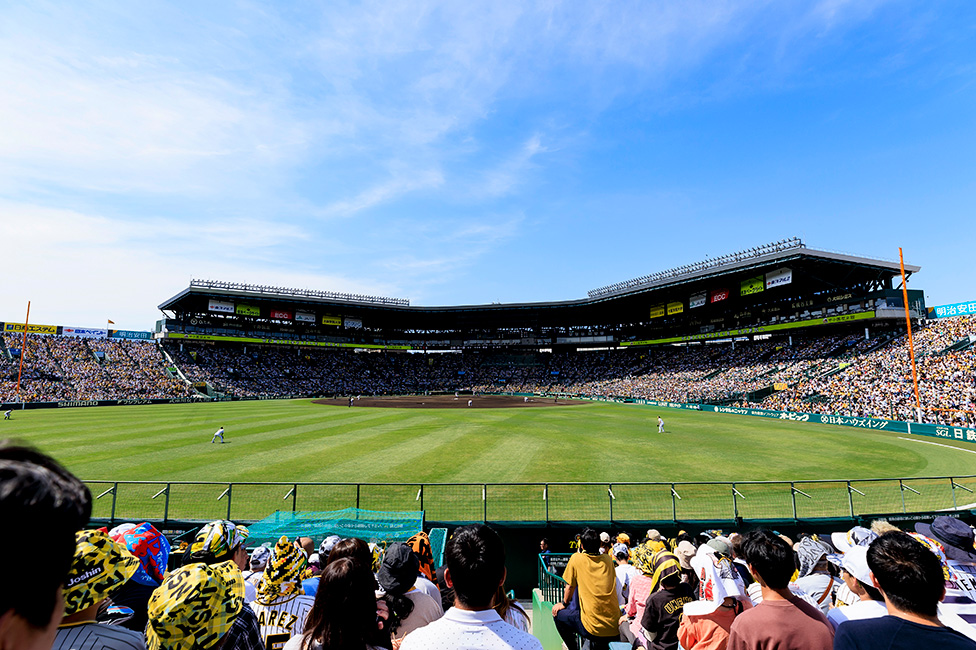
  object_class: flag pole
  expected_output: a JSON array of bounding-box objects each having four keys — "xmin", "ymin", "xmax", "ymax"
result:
[
  {"xmin": 16, "ymin": 301, "xmax": 30, "ymax": 402},
  {"xmin": 898, "ymin": 248, "xmax": 922, "ymax": 422}
]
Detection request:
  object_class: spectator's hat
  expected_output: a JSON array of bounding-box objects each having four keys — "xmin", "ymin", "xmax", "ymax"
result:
[
  {"xmin": 249, "ymin": 544, "xmax": 272, "ymax": 570},
  {"xmin": 705, "ymin": 536, "xmax": 731, "ymax": 558},
  {"xmin": 612, "ymin": 543, "xmax": 629, "ymax": 558},
  {"xmin": 646, "ymin": 529, "xmax": 663, "ymax": 541},
  {"xmin": 119, "ymin": 522, "xmax": 171, "ymax": 587},
  {"xmin": 599, "ymin": 531, "xmax": 611, "ymax": 544},
  {"xmin": 256, "ymin": 536, "xmax": 307, "ymax": 603},
  {"xmin": 63, "ymin": 529, "xmax": 140, "ymax": 616},
  {"xmin": 319, "ymin": 534, "xmax": 341, "ymax": 557},
  {"xmin": 684, "ymin": 544, "xmax": 748, "ymax": 616},
  {"xmin": 617, "ymin": 533, "xmax": 631, "ymax": 545},
  {"xmin": 675, "ymin": 540, "xmax": 697, "ymax": 569},
  {"xmin": 915, "ymin": 517, "xmax": 976, "ymax": 562},
  {"xmin": 837, "ymin": 545, "xmax": 872, "ymax": 586},
  {"xmin": 648, "ymin": 550, "xmax": 682, "ymax": 593},
  {"xmin": 831, "ymin": 526, "xmax": 878, "ymax": 553},
  {"xmin": 108, "ymin": 523, "xmax": 137, "ymax": 541},
  {"xmin": 189, "ymin": 520, "xmax": 249, "ymax": 558},
  {"xmin": 377, "ymin": 542, "xmax": 420, "ymax": 596},
  {"xmin": 308, "ymin": 552, "xmax": 321, "ymax": 568},
  {"xmin": 146, "ymin": 560, "xmax": 244, "ymax": 650},
  {"xmin": 795, "ymin": 537, "xmax": 833, "ymax": 578}
]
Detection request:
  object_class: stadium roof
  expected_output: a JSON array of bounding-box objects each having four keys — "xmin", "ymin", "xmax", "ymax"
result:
[{"xmin": 158, "ymin": 242, "xmax": 920, "ymax": 330}]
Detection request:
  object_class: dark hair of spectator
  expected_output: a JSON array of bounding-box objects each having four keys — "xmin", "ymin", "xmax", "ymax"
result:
[
  {"xmin": 327, "ymin": 538, "xmax": 372, "ymax": 570},
  {"xmin": 660, "ymin": 571, "xmax": 682, "ymax": 590},
  {"xmin": 867, "ymin": 531, "xmax": 945, "ymax": 617},
  {"xmin": 740, "ymin": 529, "xmax": 796, "ymax": 589},
  {"xmin": 616, "ymin": 551, "xmax": 629, "ymax": 561},
  {"xmin": 445, "ymin": 524, "xmax": 507, "ymax": 609},
  {"xmin": 491, "ymin": 583, "xmax": 528, "ymax": 627},
  {"xmin": 0, "ymin": 441, "xmax": 92, "ymax": 628},
  {"xmin": 580, "ymin": 528, "xmax": 601, "ymax": 554},
  {"xmin": 302, "ymin": 557, "xmax": 390, "ymax": 650}
]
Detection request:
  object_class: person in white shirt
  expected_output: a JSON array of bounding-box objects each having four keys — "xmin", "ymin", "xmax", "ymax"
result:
[
  {"xmin": 400, "ymin": 524, "xmax": 542, "ymax": 650},
  {"xmin": 826, "ymin": 546, "xmax": 887, "ymax": 629},
  {"xmin": 211, "ymin": 426, "xmax": 225, "ymax": 443},
  {"xmin": 657, "ymin": 416, "xmax": 664, "ymax": 433}
]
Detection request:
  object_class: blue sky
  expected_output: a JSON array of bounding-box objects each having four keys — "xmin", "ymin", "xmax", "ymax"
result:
[{"xmin": 2, "ymin": 1, "xmax": 974, "ymax": 330}]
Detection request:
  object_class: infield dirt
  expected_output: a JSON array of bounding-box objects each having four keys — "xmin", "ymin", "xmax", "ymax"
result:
[{"xmin": 311, "ymin": 394, "xmax": 588, "ymax": 409}]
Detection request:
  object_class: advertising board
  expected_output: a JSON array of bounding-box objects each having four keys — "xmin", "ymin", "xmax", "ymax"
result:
[
  {"xmin": 108, "ymin": 330, "xmax": 154, "ymax": 340},
  {"xmin": 709, "ymin": 289, "xmax": 729, "ymax": 304},
  {"xmin": 4, "ymin": 323, "xmax": 57, "ymax": 334},
  {"xmin": 208, "ymin": 300, "xmax": 234, "ymax": 313},
  {"xmin": 295, "ymin": 312, "xmax": 315, "ymax": 323},
  {"xmin": 649, "ymin": 305, "xmax": 666, "ymax": 319},
  {"xmin": 689, "ymin": 292, "xmax": 707, "ymax": 309},
  {"xmin": 667, "ymin": 302, "xmax": 684, "ymax": 316},
  {"xmin": 344, "ymin": 317, "xmax": 363, "ymax": 329},
  {"xmin": 929, "ymin": 301, "xmax": 976, "ymax": 319},
  {"xmin": 270, "ymin": 310, "xmax": 293, "ymax": 320},
  {"xmin": 765, "ymin": 268, "xmax": 793, "ymax": 289},
  {"xmin": 740, "ymin": 276, "xmax": 765, "ymax": 296},
  {"xmin": 235, "ymin": 304, "xmax": 260, "ymax": 316},
  {"xmin": 63, "ymin": 327, "xmax": 107, "ymax": 339},
  {"xmin": 321, "ymin": 315, "xmax": 342, "ymax": 327}
]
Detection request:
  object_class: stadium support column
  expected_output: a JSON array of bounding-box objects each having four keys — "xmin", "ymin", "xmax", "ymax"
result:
[
  {"xmin": 15, "ymin": 300, "xmax": 29, "ymax": 402},
  {"xmin": 898, "ymin": 248, "xmax": 922, "ymax": 422}
]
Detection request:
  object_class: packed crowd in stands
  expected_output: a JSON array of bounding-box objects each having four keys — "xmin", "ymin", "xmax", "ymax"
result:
[
  {"xmin": 0, "ymin": 334, "xmax": 192, "ymax": 402},
  {"xmin": 3, "ymin": 315, "xmax": 975, "ymax": 426},
  {"xmin": 6, "ymin": 441, "xmax": 976, "ymax": 650}
]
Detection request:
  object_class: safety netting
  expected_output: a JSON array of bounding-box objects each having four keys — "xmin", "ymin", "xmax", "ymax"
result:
[{"xmin": 246, "ymin": 508, "xmax": 424, "ymax": 547}]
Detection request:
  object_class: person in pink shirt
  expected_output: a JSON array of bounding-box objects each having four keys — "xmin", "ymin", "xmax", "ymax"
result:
[{"xmin": 678, "ymin": 538, "xmax": 752, "ymax": 650}]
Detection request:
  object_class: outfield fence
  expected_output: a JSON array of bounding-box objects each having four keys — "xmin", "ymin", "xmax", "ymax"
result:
[{"xmin": 84, "ymin": 475, "xmax": 976, "ymax": 526}]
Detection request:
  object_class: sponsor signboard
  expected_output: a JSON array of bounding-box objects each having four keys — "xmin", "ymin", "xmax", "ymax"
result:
[
  {"xmin": 295, "ymin": 312, "xmax": 315, "ymax": 323},
  {"xmin": 63, "ymin": 327, "xmax": 107, "ymax": 339},
  {"xmin": 622, "ymin": 310, "xmax": 877, "ymax": 347},
  {"xmin": 667, "ymin": 302, "xmax": 684, "ymax": 316},
  {"xmin": 164, "ymin": 332, "xmax": 411, "ymax": 350},
  {"xmin": 270, "ymin": 310, "xmax": 293, "ymax": 320},
  {"xmin": 4, "ymin": 323, "xmax": 57, "ymax": 335},
  {"xmin": 773, "ymin": 383, "xmax": 788, "ymax": 391},
  {"xmin": 649, "ymin": 304, "xmax": 666, "ymax": 319},
  {"xmin": 344, "ymin": 317, "xmax": 363, "ymax": 329},
  {"xmin": 740, "ymin": 276, "xmax": 765, "ymax": 296},
  {"xmin": 321, "ymin": 315, "xmax": 342, "ymax": 327},
  {"xmin": 208, "ymin": 300, "xmax": 234, "ymax": 313},
  {"xmin": 109, "ymin": 330, "xmax": 154, "ymax": 340},
  {"xmin": 709, "ymin": 289, "xmax": 729, "ymax": 304},
  {"xmin": 689, "ymin": 292, "xmax": 707, "ymax": 309},
  {"xmin": 235, "ymin": 304, "xmax": 260, "ymax": 316},
  {"xmin": 765, "ymin": 268, "xmax": 793, "ymax": 289},
  {"xmin": 929, "ymin": 300, "xmax": 976, "ymax": 319}
]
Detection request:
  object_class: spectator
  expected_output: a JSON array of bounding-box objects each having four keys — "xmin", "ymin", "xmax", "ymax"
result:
[
  {"xmin": 625, "ymin": 545, "xmax": 681, "ymax": 647},
  {"xmin": 111, "ymin": 522, "xmax": 172, "ymax": 633},
  {"xmin": 325, "ymin": 537, "xmax": 373, "ymax": 570},
  {"xmin": 825, "ymin": 546, "xmax": 886, "ymax": 629},
  {"xmin": 400, "ymin": 524, "xmax": 542, "ymax": 650},
  {"xmin": 726, "ymin": 530, "xmax": 832, "ymax": 650},
  {"xmin": 0, "ymin": 441, "xmax": 91, "ymax": 650},
  {"xmin": 54, "ymin": 529, "xmax": 145, "ymax": 650},
  {"xmin": 834, "ymin": 531, "xmax": 976, "ymax": 649},
  {"xmin": 552, "ymin": 528, "xmax": 621, "ymax": 650},
  {"xmin": 614, "ymin": 543, "xmax": 639, "ymax": 608},
  {"xmin": 376, "ymin": 543, "xmax": 443, "ymax": 645},
  {"xmin": 245, "ymin": 544, "xmax": 272, "ymax": 589},
  {"xmin": 147, "ymin": 560, "xmax": 244, "ymax": 650},
  {"xmin": 792, "ymin": 537, "xmax": 838, "ymax": 613},
  {"xmin": 284, "ymin": 557, "xmax": 391, "ymax": 650},
  {"xmin": 491, "ymin": 584, "xmax": 530, "ymax": 633},
  {"xmin": 640, "ymin": 559, "xmax": 695, "ymax": 650},
  {"xmin": 678, "ymin": 542, "xmax": 752, "ymax": 650},
  {"xmin": 250, "ymin": 537, "xmax": 316, "ymax": 647}
]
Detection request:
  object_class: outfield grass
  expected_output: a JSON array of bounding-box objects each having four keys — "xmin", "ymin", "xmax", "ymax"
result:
[{"xmin": 6, "ymin": 398, "xmax": 976, "ymax": 522}]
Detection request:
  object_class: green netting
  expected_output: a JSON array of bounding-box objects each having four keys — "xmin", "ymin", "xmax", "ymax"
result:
[
  {"xmin": 246, "ymin": 508, "xmax": 424, "ymax": 546},
  {"xmin": 428, "ymin": 527, "xmax": 448, "ymax": 568}
]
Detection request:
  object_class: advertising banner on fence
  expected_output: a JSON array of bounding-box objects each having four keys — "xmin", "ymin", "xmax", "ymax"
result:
[
  {"xmin": 235, "ymin": 304, "xmax": 260, "ymax": 316},
  {"xmin": 321, "ymin": 315, "xmax": 342, "ymax": 326},
  {"xmin": 208, "ymin": 300, "xmax": 234, "ymax": 313},
  {"xmin": 710, "ymin": 289, "xmax": 729, "ymax": 304},
  {"xmin": 62, "ymin": 327, "xmax": 107, "ymax": 339},
  {"xmin": 295, "ymin": 312, "xmax": 315, "ymax": 323},
  {"xmin": 740, "ymin": 276, "xmax": 765, "ymax": 296},
  {"xmin": 667, "ymin": 302, "xmax": 684, "ymax": 316},
  {"xmin": 690, "ymin": 292, "xmax": 707, "ymax": 309},
  {"xmin": 765, "ymin": 268, "xmax": 793, "ymax": 289},
  {"xmin": 649, "ymin": 304, "xmax": 666, "ymax": 319},
  {"xmin": 929, "ymin": 301, "xmax": 976, "ymax": 319},
  {"xmin": 4, "ymin": 323, "xmax": 57, "ymax": 335},
  {"xmin": 164, "ymin": 332, "xmax": 410, "ymax": 350},
  {"xmin": 109, "ymin": 330, "xmax": 154, "ymax": 340},
  {"xmin": 270, "ymin": 310, "xmax": 292, "ymax": 320},
  {"xmin": 344, "ymin": 317, "xmax": 363, "ymax": 329}
]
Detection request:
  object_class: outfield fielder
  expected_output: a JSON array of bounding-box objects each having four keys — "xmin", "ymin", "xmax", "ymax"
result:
[
  {"xmin": 657, "ymin": 416, "xmax": 664, "ymax": 433},
  {"xmin": 211, "ymin": 426, "xmax": 225, "ymax": 443},
  {"xmin": 3, "ymin": 409, "xmax": 10, "ymax": 420}
]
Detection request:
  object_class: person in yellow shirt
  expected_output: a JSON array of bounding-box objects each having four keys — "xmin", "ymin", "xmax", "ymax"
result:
[{"xmin": 551, "ymin": 528, "xmax": 621, "ymax": 650}]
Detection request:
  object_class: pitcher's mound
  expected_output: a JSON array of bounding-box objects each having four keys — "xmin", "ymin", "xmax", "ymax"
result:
[{"xmin": 312, "ymin": 395, "xmax": 587, "ymax": 409}]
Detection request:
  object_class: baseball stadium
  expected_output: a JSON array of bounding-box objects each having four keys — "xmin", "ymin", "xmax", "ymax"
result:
[{"xmin": 4, "ymin": 238, "xmax": 976, "ymax": 617}]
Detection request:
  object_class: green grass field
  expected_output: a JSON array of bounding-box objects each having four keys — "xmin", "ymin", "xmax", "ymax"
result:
[{"xmin": 6, "ymin": 398, "xmax": 976, "ymax": 522}]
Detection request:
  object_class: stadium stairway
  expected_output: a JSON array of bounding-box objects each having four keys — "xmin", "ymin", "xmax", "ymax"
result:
[{"xmin": 935, "ymin": 335, "xmax": 976, "ymax": 356}]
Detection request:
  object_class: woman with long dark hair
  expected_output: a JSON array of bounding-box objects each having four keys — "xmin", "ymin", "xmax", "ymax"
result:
[{"xmin": 284, "ymin": 557, "xmax": 391, "ymax": 650}]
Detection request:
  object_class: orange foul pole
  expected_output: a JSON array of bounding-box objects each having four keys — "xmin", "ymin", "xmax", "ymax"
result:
[
  {"xmin": 898, "ymin": 248, "xmax": 922, "ymax": 420},
  {"xmin": 16, "ymin": 301, "xmax": 30, "ymax": 401}
]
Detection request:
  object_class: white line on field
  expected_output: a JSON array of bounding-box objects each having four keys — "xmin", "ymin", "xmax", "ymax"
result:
[{"xmin": 897, "ymin": 437, "xmax": 976, "ymax": 455}]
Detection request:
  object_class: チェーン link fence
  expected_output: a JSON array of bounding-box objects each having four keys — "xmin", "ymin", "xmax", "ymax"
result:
[{"xmin": 84, "ymin": 475, "xmax": 976, "ymax": 527}]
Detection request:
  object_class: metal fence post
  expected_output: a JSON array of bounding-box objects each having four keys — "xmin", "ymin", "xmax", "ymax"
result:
[
  {"xmin": 790, "ymin": 482, "xmax": 797, "ymax": 520},
  {"xmin": 899, "ymin": 479, "xmax": 906, "ymax": 514},
  {"xmin": 545, "ymin": 483, "xmax": 549, "ymax": 524},
  {"xmin": 226, "ymin": 483, "xmax": 233, "ymax": 520},
  {"xmin": 671, "ymin": 483, "xmax": 677, "ymax": 524},
  {"xmin": 164, "ymin": 483, "xmax": 171, "ymax": 524},
  {"xmin": 292, "ymin": 484, "xmax": 298, "ymax": 513},
  {"xmin": 356, "ymin": 484, "xmax": 361, "ymax": 509},
  {"xmin": 483, "ymin": 484, "xmax": 487, "ymax": 523},
  {"xmin": 609, "ymin": 484, "xmax": 614, "ymax": 522},
  {"xmin": 731, "ymin": 483, "xmax": 738, "ymax": 519},
  {"xmin": 419, "ymin": 485, "xmax": 424, "ymax": 512},
  {"xmin": 111, "ymin": 482, "xmax": 118, "ymax": 523},
  {"xmin": 847, "ymin": 481, "xmax": 854, "ymax": 519}
]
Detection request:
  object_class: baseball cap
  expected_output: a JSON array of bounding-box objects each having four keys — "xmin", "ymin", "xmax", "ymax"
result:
[
  {"xmin": 831, "ymin": 526, "xmax": 878, "ymax": 554},
  {"xmin": 612, "ymin": 543, "xmax": 630, "ymax": 558},
  {"xmin": 838, "ymin": 545, "xmax": 872, "ymax": 586}
]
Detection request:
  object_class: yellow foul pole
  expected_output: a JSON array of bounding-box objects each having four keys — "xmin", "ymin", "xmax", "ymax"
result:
[{"xmin": 898, "ymin": 248, "xmax": 922, "ymax": 421}]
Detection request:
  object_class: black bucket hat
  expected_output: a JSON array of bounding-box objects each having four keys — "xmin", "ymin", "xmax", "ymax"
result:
[
  {"xmin": 915, "ymin": 516, "xmax": 976, "ymax": 562},
  {"xmin": 376, "ymin": 542, "xmax": 419, "ymax": 595}
]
